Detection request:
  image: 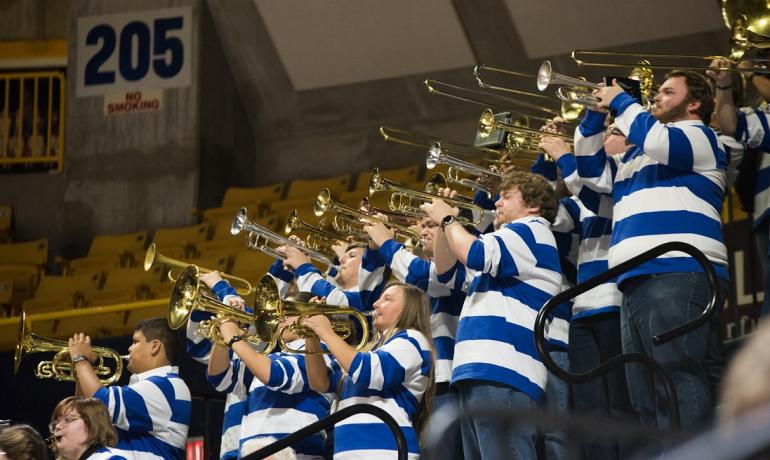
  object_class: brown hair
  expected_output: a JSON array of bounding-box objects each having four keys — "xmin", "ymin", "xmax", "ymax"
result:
[
  {"xmin": 664, "ymin": 70, "xmax": 714, "ymax": 124},
  {"xmin": 51, "ymin": 397, "xmax": 117, "ymax": 453},
  {"xmin": 499, "ymin": 170, "xmax": 558, "ymax": 223},
  {"xmin": 373, "ymin": 282, "xmax": 436, "ymax": 438},
  {"xmin": 0, "ymin": 424, "xmax": 47, "ymax": 460},
  {"xmin": 135, "ymin": 317, "xmax": 178, "ymax": 363}
]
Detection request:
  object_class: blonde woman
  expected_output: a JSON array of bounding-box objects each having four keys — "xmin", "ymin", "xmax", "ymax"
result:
[{"xmin": 302, "ymin": 282, "xmax": 435, "ymax": 459}]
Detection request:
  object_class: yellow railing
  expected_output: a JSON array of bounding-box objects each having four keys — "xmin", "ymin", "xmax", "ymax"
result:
[
  {"xmin": 0, "ymin": 70, "xmax": 66, "ymax": 172},
  {"xmin": 0, "ymin": 299, "xmax": 167, "ymax": 352}
]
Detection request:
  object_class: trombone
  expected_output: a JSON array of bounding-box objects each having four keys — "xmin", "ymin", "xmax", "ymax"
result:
[
  {"xmin": 284, "ymin": 209, "xmax": 353, "ymax": 255},
  {"xmin": 314, "ymin": 188, "xmax": 422, "ymax": 248},
  {"xmin": 14, "ymin": 311, "xmax": 125, "ymax": 385},
  {"xmin": 368, "ymin": 168, "xmax": 489, "ymax": 226},
  {"xmin": 168, "ymin": 265, "xmax": 265, "ymax": 347},
  {"xmin": 479, "ymin": 108, "xmax": 573, "ymax": 153},
  {"xmin": 144, "ymin": 243, "xmax": 253, "ymax": 295},
  {"xmin": 232, "ymin": 207, "xmax": 339, "ymax": 273},
  {"xmin": 254, "ymin": 274, "xmax": 372, "ymax": 354}
]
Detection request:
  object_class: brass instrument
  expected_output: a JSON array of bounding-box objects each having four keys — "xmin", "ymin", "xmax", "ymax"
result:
[
  {"xmin": 472, "ymin": 65, "xmax": 585, "ymax": 121},
  {"xmin": 14, "ymin": 311, "xmax": 125, "ymax": 385},
  {"xmin": 314, "ymin": 188, "xmax": 422, "ymax": 248},
  {"xmin": 284, "ymin": 209, "xmax": 352, "ymax": 255},
  {"xmin": 232, "ymin": 207, "xmax": 339, "ymax": 273},
  {"xmin": 537, "ymin": 60, "xmax": 602, "ymax": 95},
  {"xmin": 424, "ymin": 78, "xmax": 559, "ymax": 123},
  {"xmin": 144, "ymin": 243, "xmax": 253, "ymax": 295},
  {"xmin": 168, "ymin": 265, "xmax": 265, "ymax": 347},
  {"xmin": 424, "ymin": 172, "xmax": 475, "ymax": 204},
  {"xmin": 479, "ymin": 108, "xmax": 573, "ymax": 153},
  {"xmin": 368, "ymin": 168, "xmax": 488, "ymax": 225},
  {"xmin": 254, "ymin": 274, "xmax": 371, "ymax": 354},
  {"xmin": 359, "ymin": 197, "xmax": 421, "ymax": 227},
  {"xmin": 426, "ymin": 142, "xmax": 503, "ymax": 195}
]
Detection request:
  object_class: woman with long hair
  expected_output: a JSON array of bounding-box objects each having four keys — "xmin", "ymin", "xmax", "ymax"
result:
[
  {"xmin": 49, "ymin": 396, "xmax": 131, "ymax": 460},
  {"xmin": 302, "ymin": 282, "xmax": 435, "ymax": 459}
]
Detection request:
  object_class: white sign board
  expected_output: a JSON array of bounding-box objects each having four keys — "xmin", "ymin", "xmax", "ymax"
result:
[{"xmin": 76, "ymin": 7, "xmax": 192, "ymax": 97}]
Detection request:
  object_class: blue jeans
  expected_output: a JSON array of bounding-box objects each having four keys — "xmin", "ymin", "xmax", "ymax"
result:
[
  {"xmin": 620, "ymin": 273, "xmax": 726, "ymax": 431},
  {"xmin": 543, "ymin": 349, "xmax": 571, "ymax": 460},
  {"xmin": 456, "ymin": 380, "xmax": 538, "ymax": 460},
  {"xmin": 569, "ymin": 313, "xmax": 633, "ymax": 460},
  {"xmin": 432, "ymin": 386, "xmax": 463, "ymax": 460}
]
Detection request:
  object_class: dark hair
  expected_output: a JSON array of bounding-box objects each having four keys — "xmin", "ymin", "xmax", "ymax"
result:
[
  {"xmin": 344, "ymin": 242, "xmax": 367, "ymax": 253},
  {"xmin": 135, "ymin": 317, "xmax": 178, "ymax": 363},
  {"xmin": 498, "ymin": 170, "xmax": 558, "ymax": 223},
  {"xmin": 665, "ymin": 70, "xmax": 714, "ymax": 124},
  {"xmin": 51, "ymin": 396, "xmax": 117, "ymax": 454},
  {"xmin": 0, "ymin": 424, "xmax": 47, "ymax": 460}
]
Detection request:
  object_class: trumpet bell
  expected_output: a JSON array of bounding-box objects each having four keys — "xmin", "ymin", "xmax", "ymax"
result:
[
  {"xmin": 14, "ymin": 310, "xmax": 30, "ymax": 374},
  {"xmin": 314, "ymin": 189, "xmax": 332, "ymax": 218},
  {"xmin": 536, "ymin": 61, "xmax": 553, "ymax": 91},
  {"xmin": 231, "ymin": 208, "xmax": 247, "ymax": 235},
  {"xmin": 426, "ymin": 143, "xmax": 441, "ymax": 169},
  {"xmin": 168, "ymin": 265, "xmax": 199, "ymax": 330}
]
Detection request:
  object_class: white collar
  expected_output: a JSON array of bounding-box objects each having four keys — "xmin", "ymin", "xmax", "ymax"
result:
[{"xmin": 129, "ymin": 365, "xmax": 177, "ymax": 385}]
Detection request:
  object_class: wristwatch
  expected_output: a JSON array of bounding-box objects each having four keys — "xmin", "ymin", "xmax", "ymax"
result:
[
  {"xmin": 227, "ymin": 335, "xmax": 244, "ymax": 348},
  {"xmin": 441, "ymin": 215, "xmax": 457, "ymax": 229},
  {"xmin": 71, "ymin": 354, "xmax": 90, "ymax": 365}
]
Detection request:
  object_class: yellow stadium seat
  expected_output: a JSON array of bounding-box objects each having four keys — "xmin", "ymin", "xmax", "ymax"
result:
[
  {"xmin": 353, "ymin": 164, "xmax": 421, "ymax": 191},
  {"xmin": 201, "ymin": 204, "xmax": 261, "ymax": 225},
  {"xmin": 197, "ymin": 238, "xmax": 245, "ymax": 259},
  {"xmin": 0, "ymin": 205, "xmax": 11, "ymax": 243},
  {"xmin": 0, "ymin": 239, "xmax": 48, "ymax": 266},
  {"xmin": 88, "ymin": 231, "xmax": 147, "ymax": 257},
  {"xmin": 22, "ymin": 273, "xmax": 101, "ymax": 313},
  {"xmin": 152, "ymin": 223, "xmax": 210, "ymax": 259},
  {"xmin": 285, "ymin": 173, "xmax": 351, "ymax": 200},
  {"xmin": 221, "ymin": 183, "xmax": 285, "ymax": 207},
  {"xmin": 66, "ymin": 254, "xmax": 122, "ymax": 276},
  {"xmin": 231, "ymin": 250, "xmax": 275, "ymax": 280},
  {"xmin": 0, "ymin": 279, "xmax": 12, "ymax": 316},
  {"xmin": 101, "ymin": 265, "xmax": 165, "ymax": 297}
]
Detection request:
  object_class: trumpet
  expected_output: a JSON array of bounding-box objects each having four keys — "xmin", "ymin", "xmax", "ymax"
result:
[
  {"xmin": 359, "ymin": 196, "xmax": 421, "ymax": 227},
  {"xmin": 368, "ymin": 168, "xmax": 488, "ymax": 226},
  {"xmin": 254, "ymin": 274, "xmax": 371, "ymax": 355},
  {"xmin": 284, "ymin": 209, "xmax": 353, "ymax": 255},
  {"xmin": 144, "ymin": 243, "xmax": 253, "ymax": 295},
  {"xmin": 426, "ymin": 142, "xmax": 503, "ymax": 195},
  {"xmin": 424, "ymin": 172, "xmax": 475, "ymax": 204},
  {"xmin": 14, "ymin": 311, "xmax": 124, "ymax": 385},
  {"xmin": 479, "ymin": 109, "xmax": 573, "ymax": 153},
  {"xmin": 232, "ymin": 207, "xmax": 339, "ymax": 273},
  {"xmin": 379, "ymin": 126, "xmax": 511, "ymax": 166},
  {"xmin": 314, "ymin": 188, "xmax": 423, "ymax": 248},
  {"xmin": 536, "ymin": 60, "xmax": 602, "ymax": 95},
  {"xmin": 168, "ymin": 265, "xmax": 266, "ymax": 348}
]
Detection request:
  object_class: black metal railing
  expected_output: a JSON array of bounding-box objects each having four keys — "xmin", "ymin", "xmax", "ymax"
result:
[
  {"xmin": 535, "ymin": 241, "xmax": 719, "ymax": 431},
  {"xmin": 242, "ymin": 403, "xmax": 408, "ymax": 460}
]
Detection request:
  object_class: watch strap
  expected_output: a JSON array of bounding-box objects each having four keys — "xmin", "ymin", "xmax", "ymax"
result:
[{"xmin": 227, "ymin": 335, "xmax": 243, "ymax": 348}]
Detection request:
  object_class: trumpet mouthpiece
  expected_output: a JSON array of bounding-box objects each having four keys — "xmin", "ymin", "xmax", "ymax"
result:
[{"xmin": 121, "ymin": 355, "xmax": 130, "ymax": 361}]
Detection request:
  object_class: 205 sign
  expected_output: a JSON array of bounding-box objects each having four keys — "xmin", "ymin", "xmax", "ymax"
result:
[{"xmin": 76, "ymin": 7, "xmax": 192, "ymax": 97}]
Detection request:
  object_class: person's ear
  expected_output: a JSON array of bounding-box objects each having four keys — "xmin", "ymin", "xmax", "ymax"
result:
[{"xmin": 150, "ymin": 339, "xmax": 162, "ymax": 356}]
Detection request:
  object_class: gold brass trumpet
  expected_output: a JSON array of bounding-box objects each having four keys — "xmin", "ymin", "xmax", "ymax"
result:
[
  {"xmin": 314, "ymin": 188, "xmax": 422, "ymax": 248},
  {"xmin": 380, "ymin": 126, "xmax": 511, "ymax": 166},
  {"xmin": 168, "ymin": 265, "xmax": 265, "ymax": 347},
  {"xmin": 254, "ymin": 274, "xmax": 372, "ymax": 354},
  {"xmin": 15, "ymin": 311, "xmax": 125, "ymax": 385},
  {"xmin": 144, "ymin": 243, "xmax": 252, "ymax": 295},
  {"xmin": 368, "ymin": 168, "xmax": 488, "ymax": 226},
  {"xmin": 232, "ymin": 207, "xmax": 339, "ymax": 273},
  {"xmin": 284, "ymin": 209, "xmax": 352, "ymax": 255}
]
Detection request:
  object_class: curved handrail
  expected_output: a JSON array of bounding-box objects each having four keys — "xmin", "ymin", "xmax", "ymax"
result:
[
  {"xmin": 535, "ymin": 241, "xmax": 720, "ymax": 432},
  {"xmin": 241, "ymin": 403, "xmax": 408, "ymax": 460}
]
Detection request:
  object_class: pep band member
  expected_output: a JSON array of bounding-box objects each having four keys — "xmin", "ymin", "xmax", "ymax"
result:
[
  {"xmin": 68, "ymin": 318, "xmax": 191, "ymax": 459},
  {"xmin": 0, "ymin": 424, "xmax": 47, "ymax": 460},
  {"xmin": 49, "ymin": 396, "xmax": 133, "ymax": 460},
  {"xmin": 303, "ymin": 282, "xmax": 435, "ymax": 459}
]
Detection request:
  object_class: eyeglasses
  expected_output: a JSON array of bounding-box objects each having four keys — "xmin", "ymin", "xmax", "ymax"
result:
[
  {"xmin": 604, "ymin": 127, "xmax": 625, "ymax": 138},
  {"xmin": 48, "ymin": 415, "xmax": 81, "ymax": 433}
]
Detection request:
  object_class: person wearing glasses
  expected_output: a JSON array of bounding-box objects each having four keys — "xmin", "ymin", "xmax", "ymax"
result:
[
  {"xmin": 68, "ymin": 318, "xmax": 191, "ymax": 459},
  {"xmin": 0, "ymin": 424, "xmax": 47, "ymax": 460},
  {"xmin": 49, "ymin": 396, "xmax": 133, "ymax": 460}
]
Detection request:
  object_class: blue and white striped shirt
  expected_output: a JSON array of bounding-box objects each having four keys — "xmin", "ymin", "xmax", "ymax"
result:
[
  {"xmin": 208, "ymin": 340, "xmax": 334, "ymax": 459},
  {"xmin": 86, "ymin": 446, "xmax": 133, "ymax": 459},
  {"xmin": 567, "ymin": 96, "xmax": 729, "ymax": 284},
  {"xmin": 325, "ymin": 329, "xmax": 432, "ymax": 459},
  {"xmin": 295, "ymin": 263, "xmax": 364, "ymax": 311},
  {"xmin": 95, "ymin": 366, "xmax": 191, "ymax": 460},
  {"xmin": 443, "ymin": 216, "xmax": 563, "ymax": 401},
  {"xmin": 734, "ymin": 107, "xmax": 770, "ymax": 229}
]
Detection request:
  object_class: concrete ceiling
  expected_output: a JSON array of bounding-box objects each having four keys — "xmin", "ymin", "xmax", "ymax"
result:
[{"xmin": 254, "ymin": 0, "xmax": 728, "ymax": 91}]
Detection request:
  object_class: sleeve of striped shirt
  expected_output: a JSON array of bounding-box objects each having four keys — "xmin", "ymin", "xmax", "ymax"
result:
[
  {"xmin": 611, "ymin": 92, "xmax": 726, "ymax": 171},
  {"xmin": 531, "ymin": 153, "xmax": 559, "ymax": 188},
  {"xmin": 206, "ymin": 358, "xmax": 253, "ymax": 399},
  {"xmin": 295, "ymin": 263, "xmax": 360, "ymax": 308},
  {"xmin": 552, "ymin": 197, "xmax": 580, "ymax": 235},
  {"xmin": 266, "ymin": 353, "xmax": 336, "ymax": 397},
  {"xmin": 94, "ymin": 376, "xmax": 185, "ymax": 434},
  {"xmin": 378, "ymin": 239, "xmax": 429, "ymax": 291},
  {"xmin": 186, "ymin": 310, "xmax": 214, "ymax": 364},
  {"xmin": 267, "ymin": 258, "xmax": 296, "ymax": 298},
  {"xmin": 734, "ymin": 107, "xmax": 770, "ymax": 150},
  {"xmin": 358, "ymin": 246, "xmax": 389, "ymax": 311},
  {"xmin": 347, "ymin": 332, "xmax": 430, "ymax": 391},
  {"xmin": 466, "ymin": 222, "xmax": 543, "ymax": 278}
]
